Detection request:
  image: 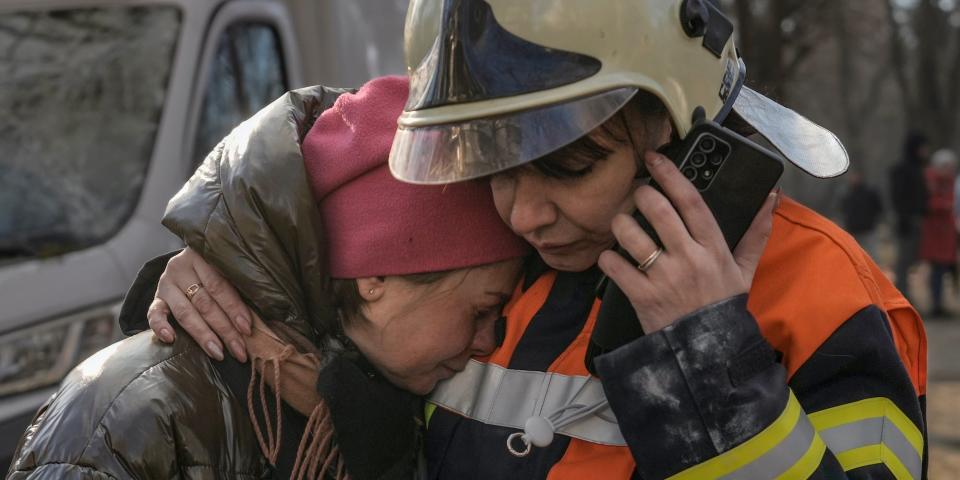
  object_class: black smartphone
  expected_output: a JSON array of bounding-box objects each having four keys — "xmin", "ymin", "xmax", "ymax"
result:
[
  {"xmin": 584, "ymin": 118, "xmax": 784, "ymax": 375},
  {"xmin": 641, "ymin": 119, "xmax": 785, "ymax": 250}
]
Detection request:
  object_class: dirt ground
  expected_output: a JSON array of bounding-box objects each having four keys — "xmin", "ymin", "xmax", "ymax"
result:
[{"xmin": 928, "ymin": 381, "xmax": 960, "ymax": 478}]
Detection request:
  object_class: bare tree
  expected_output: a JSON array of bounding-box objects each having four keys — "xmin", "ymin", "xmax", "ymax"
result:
[
  {"xmin": 729, "ymin": 0, "xmax": 830, "ymax": 102},
  {"xmin": 834, "ymin": 3, "xmax": 894, "ymax": 166},
  {"xmin": 886, "ymin": 0, "xmax": 960, "ymax": 149},
  {"xmin": 723, "ymin": 1, "xmax": 907, "ymax": 214}
]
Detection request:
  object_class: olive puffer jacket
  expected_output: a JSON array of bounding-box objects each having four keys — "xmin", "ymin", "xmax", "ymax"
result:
[{"xmin": 7, "ymin": 85, "xmax": 423, "ymax": 479}]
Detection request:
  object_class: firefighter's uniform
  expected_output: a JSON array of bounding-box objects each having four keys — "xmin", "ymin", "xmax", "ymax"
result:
[
  {"xmin": 391, "ymin": 1, "xmax": 927, "ymax": 478},
  {"xmin": 425, "ymin": 197, "xmax": 926, "ymax": 479}
]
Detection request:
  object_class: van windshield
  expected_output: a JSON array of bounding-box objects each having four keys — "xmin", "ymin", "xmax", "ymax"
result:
[{"xmin": 0, "ymin": 6, "xmax": 180, "ymax": 259}]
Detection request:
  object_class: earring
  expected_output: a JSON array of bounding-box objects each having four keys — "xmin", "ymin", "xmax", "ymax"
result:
[{"xmin": 368, "ymin": 289, "xmax": 375, "ymax": 295}]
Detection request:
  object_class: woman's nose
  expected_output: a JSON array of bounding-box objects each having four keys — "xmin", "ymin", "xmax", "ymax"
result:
[
  {"xmin": 508, "ymin": 176, "xmax": 558, "ymax": 235},
  {"xmin": 470, "ymin": 317, "xmax": 498, "ymax": 356}
]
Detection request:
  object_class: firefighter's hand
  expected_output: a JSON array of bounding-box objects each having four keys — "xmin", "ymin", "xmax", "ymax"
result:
[
  {"xmin": 147, "ymin": 247, "xmax": 252, "ymax": 362},
  {"xmin": 597, "ymin": 151, "xmax": 779, "ymax": 333}
]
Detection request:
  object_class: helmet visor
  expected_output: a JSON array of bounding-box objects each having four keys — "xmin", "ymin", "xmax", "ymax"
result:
[{"xmin": 390, "ymin": 87, "xmax": 637, "ymax": 185}]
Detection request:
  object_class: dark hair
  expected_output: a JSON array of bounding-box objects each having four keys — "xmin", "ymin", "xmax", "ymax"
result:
[
  {"xmin": 331, "ymin": 270, "xmax": 456, "ymax": 325},
  {"xmin": 530, "ymin": 90, "xmax": 670, "ymax": 178},
  {"xmin": 903, "ymin": 131, "xmax": 929, "ymax": 164}
]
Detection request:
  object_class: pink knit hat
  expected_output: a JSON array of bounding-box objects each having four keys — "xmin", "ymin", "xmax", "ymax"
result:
[{"xmin": 302, "ymin": 76, "xmax": 529, "ymax": 278}]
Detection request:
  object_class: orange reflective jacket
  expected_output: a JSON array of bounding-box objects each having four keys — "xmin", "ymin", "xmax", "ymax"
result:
[{"xmin": 426, "ymin": 197, "xmax": 926, "ymax": 479}]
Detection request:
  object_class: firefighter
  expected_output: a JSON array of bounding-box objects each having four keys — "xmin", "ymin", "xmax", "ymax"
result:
[
  {"xmin": 389, "ymin": 1, "xmax": 927, "ymax": 478},
  {"xmin": 148, "ymin": 1, "xmax": 927, "ymax": 478}
]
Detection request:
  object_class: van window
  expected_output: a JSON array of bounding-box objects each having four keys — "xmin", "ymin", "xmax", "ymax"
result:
[
  {"xmin": 193, "ymin": 23, "xmax": 288, "ymax": 169},
  {"xmin": 0, "ymin": 6, "xmax": 181, "ymax": 260},
  {"xmin": 328, "ymin": 0, "xmax": 407, "ymax": 83}
]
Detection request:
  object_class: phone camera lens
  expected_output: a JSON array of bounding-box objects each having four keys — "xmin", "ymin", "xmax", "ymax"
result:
[
  {"xmin": 691, "ymin": 152, "xmax": 707, "ymax": 167},
  {"xmin": 682, "ymin": 167, "xmax": 697, "ymax": 181},
  {"xmin": 699, "ymin": 137, "xmax": 716, "ymax": 153},
  {"xmin": 709, "ymin": 152, "xmax": 724, "ymax": 166}
]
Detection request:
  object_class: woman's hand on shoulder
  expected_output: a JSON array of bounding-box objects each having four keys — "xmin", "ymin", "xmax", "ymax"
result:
[
  {"xmin": 148, "ymin": 247, "xmax": 252, "ymax": 362},
  {"xmin": 598, "ymin": 151, "xmax": 778, "ymax": 333}
]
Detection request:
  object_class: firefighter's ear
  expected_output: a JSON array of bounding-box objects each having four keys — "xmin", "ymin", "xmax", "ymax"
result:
[{"xmin": 356, "ymin": 277, "xmax": 386, "ymax": 301}]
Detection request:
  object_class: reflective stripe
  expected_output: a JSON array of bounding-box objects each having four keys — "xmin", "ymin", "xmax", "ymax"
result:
[
  {"xmin": 428, "ymin": 359, "xmax": 625, "ymax": 445},
  {"xmin": 778, "ymin": 435, "xmax": 828, "ymax": 480},
  {"xmin": 818, "ymin": 418, "xmax": 883, "ymax": 452},
  {"xmin": 719, "ymin": 408, "xmax": 820, "ymax": 479},
  {"xmin": 431, "ymin": 360, "xmax": 923, "ymax": 479},
  {"xmin": 834, "ymin": 445, "xmax": 913, "ymax": 480},
  {"xmin": 809, "ymin": 398, "xmax": 923, "ymax": 479},
  {"xmin": 669, "ymin": 392, "xmax": 824, "ymax": 479}
]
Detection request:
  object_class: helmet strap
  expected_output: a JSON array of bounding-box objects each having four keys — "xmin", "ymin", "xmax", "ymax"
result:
[{"xmin": 715, "ymin": 58, "xmax": 747, "ymax": 124}]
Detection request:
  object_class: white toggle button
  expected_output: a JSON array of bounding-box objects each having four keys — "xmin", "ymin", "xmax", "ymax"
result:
[{"xmin": 523, "ymin": 416, "xmax": 555, "ymax": 447}]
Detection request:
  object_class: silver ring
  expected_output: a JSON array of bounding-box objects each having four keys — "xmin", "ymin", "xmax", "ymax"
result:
[
  {"xmin": 506, "ymin": 432, "xmax": 532, "ymax": 457},
  {"xmin": 637, "ymin": 247, "xmax": 664, "ymax": 272}
]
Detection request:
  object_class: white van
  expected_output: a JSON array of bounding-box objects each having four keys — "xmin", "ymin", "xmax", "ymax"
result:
[{"xmin": 0, "ymin": 0, "xmax": 406, "ymax": 468}]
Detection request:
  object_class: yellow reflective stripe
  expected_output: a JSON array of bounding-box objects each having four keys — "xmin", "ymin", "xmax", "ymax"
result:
[
  {"xmin": 834, "ymin": 444, "xmax": 913, "ymax": 480},
  {"xmin": 776, "ymin": 434, "xmax": 826, "ymax": 480},
  {"xmin": 667, "ymin": 392, "xmax": 803, "ymax": 480},
  {"xmin": 808, "ymin": 397, "xmax": 923, "ymax": 456},
  {"xmin": 834, "ymin": 444, "xmax": 882, "ymax": 471},
  {"xmin": 880, "ymin": 444, "xmax": 914, "ymax": 480},
  {"xmin": 425, "ymin": 402, "xmax": 437, "ymax": 427},
  {"xmin": 809, "ymin": 397, "xmax": 922, "ymax": 478}
]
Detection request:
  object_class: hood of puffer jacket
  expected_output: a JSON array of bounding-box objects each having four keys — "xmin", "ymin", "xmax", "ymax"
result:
[
  {"xmin": 163, "ymin": 85, "xmax": 353, "ymax": 345},
  {"xmin": 163, "ymin": 87, "xmax": 426, "ymax": 480}
]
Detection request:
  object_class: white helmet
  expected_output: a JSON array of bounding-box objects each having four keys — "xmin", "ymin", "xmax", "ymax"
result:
[{"xmin": 389, "ymin": 0, "xmax": 848, "ymax": 184}]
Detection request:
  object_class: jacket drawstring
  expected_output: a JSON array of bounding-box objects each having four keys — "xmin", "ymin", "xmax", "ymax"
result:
[
  {"xmin": 248, "ymin": 345, "xmax": 295, "ymax": 463},
  {"xmin": 247, "ymin": 345, "xmax": 349, "ymax": 479},
  {"xmin": 507, "ymin": 397, "xmax": 616, "ymax": 458},
  {"xmin": 292, "ymin": 402, "xmax": 338, "ymax": 480}
]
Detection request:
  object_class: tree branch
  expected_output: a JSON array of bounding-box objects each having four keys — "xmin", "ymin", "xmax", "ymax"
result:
[
  {"xmin": 884, "ymin": 0, "xmax": 916, "ymax": 124},
  {"xmin": 783, "ymin": 40, "xmax": 816, "ymax": 79},
  {"xmin": 856, "ymin": 65, "xmax": 893, "ymax": 122},
  {"xmin": 780, "ymin": 0, "xmax": 829, "ymax": 83},
  {"xmin": 943, "ymin": 18, "xmax": 960, "ymax": 141}
]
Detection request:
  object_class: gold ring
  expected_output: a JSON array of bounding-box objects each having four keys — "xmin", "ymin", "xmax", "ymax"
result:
[
  {"xmin": 637, "ymin": 247, "xmax": 664, "ymax": 272},
  {"xmin": 185, "ymin": 283, "xmax": 202, "ymax": 300}
]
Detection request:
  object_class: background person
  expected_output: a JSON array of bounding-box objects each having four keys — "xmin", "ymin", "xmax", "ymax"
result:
[
  {"xmin": 840, "ymin": 169, "xmax": 884, "ymax": 259},
  {"xmin": 920, "ymin": 148, "xmax": 959, "ymax": 317},
  {"xmin": 891, "ymin": 131, "xmax": 932, "ymax": 299}
]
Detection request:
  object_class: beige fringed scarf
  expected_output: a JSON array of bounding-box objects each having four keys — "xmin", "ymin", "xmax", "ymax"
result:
[{"xmin": 246, "ymin": 314, "xmax": 350, "ymax": 480}]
